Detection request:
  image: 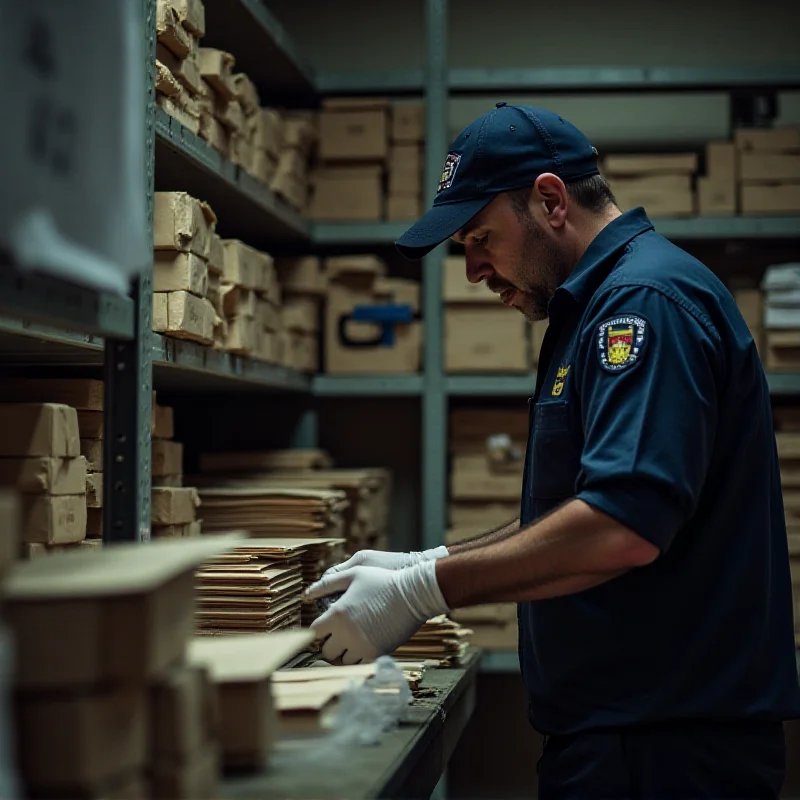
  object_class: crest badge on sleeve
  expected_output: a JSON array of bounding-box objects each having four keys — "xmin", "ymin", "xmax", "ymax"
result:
[
  {"xmin": 438, "ymin": 152, "xmax": 462, "ymax": 194},
  {"xmin": 596, "ymin": 315, "xmax": 648, "ymax": 373}
]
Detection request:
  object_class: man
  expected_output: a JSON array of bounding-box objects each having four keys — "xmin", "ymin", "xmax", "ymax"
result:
[{"xmin": 307, "ymin": 103, "xmax": 800, "ymax": 797}]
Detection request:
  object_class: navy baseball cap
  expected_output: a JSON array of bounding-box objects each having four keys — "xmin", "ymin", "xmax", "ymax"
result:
[{"xmin": 395, "ymin": 103, "xmax": 600, "ymax": 259}]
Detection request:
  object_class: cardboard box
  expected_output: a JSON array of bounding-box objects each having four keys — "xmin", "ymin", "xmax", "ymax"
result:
[
  {"xmin": 221, "ymin": 316, "xmax": 257, "ymax": 355},
  {"xmin": 151, "ymin": 487, "xmax": 199, "ymax": 525},
  {"xmin": 6, "ymin": 536, "xmax": 242, "ymax": 689},
  {"xmin": 0, "ymin": 456, "xmax": 86, "ymax": 495},
  {"xmin": 611, "ymin": 174, "xmax": 695, "ymax": 217},
  {"xmin": 284, "ymin": 331, "xmax": 319, "ymax": 373},
  {"xmin": 0, "ymin": 378, "xmax": 103, "ymax": 409},
  {"xmin": 697, "ymin": 177, "xmax": 736, "ymax": 216},
  {"xmin": 21, "ymin": 494, "xmax": 86, "ymax": 545},
  {"xmin": 173, "ymin": 0, "xmax": 205, "ymax": 37},
  {"xmin": 156, "ymin": 1, "xmax": 192, "ymax": 58},
  {"xmin": 309, "ymin": 166, "xmax": 383, "ymax": 222},
  {"xmin": 86, "ymin": 472, "xmax": 102, "ymax": 509},
  {"xmin": 450, "ymin": 453, "xmax": 523, "ymax": 500},
  {"xmin": 445, "ymin": 307, "xmax": 531, "ymax": 372},
  {"xmin": 199, "ymin": 112, "xmax": 229, "ymax": 156},
  {"xmin": 151, "ymin": 520, "xmax": 201, "ymax": 538},
  {"xmin": 207, "ymin": 233, "xmax": 224, "ymax": 275},
  {"xmin": 156, "ymin": 42, "xmax": 203, "ymax": 98},
  {"xmin": 283, "ymin": 115, "xmax": 318, "ymax": 155},
  {"xmin": 706, "ymin": 141, "xmax": 737, "ymax": 181},
  {"xmin": 386, "ymin": 194, "xmax": 422, "ymax": 221},
  {"xmin": 188, "ymin": 631, "xmax": 313, "ymax": 769},
  {"xmin": 325, "ymin": 260, "xmax": 421, "ymax": 374},
  {"xmin": 153, "ymin": 292, "xmax": 216, "ymax": 345},
  {"xmin": 249, "ymin": 108, "xmax": 284, "ymax": 158},
  {"xmin": 603, "ymin": 153, "xmax": 698, "ymax": 176},
  {"xmin": 154, "ymin": 192, "xmax": 216, "ymax": 257},
  {"xmin": 232, "ymin": 73, "xmax": 260, "ymax": 116},
  {"xmin": 153, "ymin": 404, "xmax": 175, "ymax": 440},
  {"xmin": 222, "ymin": 240, "xmax": 268, "ymax": 290},
  {"xmin": 319, "ymin": 100, "xmax": 389, "ymax": 161},
  {"xmin": 150, "ymin": 664, "xmax": 212, "ymax": 758},
  {"xmin": 741, "ymin": 183, "xmax": 800, "ymax": 215},
  {"xmin": 229, "ymin": 134, "xmax": 254, "ymax": 171},
  {"xmin": 391, "ymin": 103, "xmax": 424, "ymax": 142},
  {"xmin": 198, "ymin": 48, "xmax": 235, "ymax": 100},
  {"xmin": 16, "ymin": 686, "xmax": 147, "ymax": 793},
  {"xmin": 150, "ymin": 744, "xmax": 219, "ymax": 800},
  {"xmin": 0, "ymin": 404, "xmax": 80, "ymax": 458},
  {"xmin": 157, "ymin": 91, "xmax": 201, "ymax": 136},
  {"xmin": 734, "ymin": 127, "xmax": 800, "ymax": 153},
  {"xmin": 154, "ymin": 251, "xmax": 209, "ymax": 297},
  {"xmin": 735, "ymin": 288, "xmax": 763, "ymax": 332},
  {"xmin": 271, "ymin": 165, "xmax": 308, "ymax": 212},
  {"xmin": 275, "ymin": 256, "xmax": 327, "ymax": 296},
  {"xmin": 282, "ymin": 296, "xmax": 320, "ymax": 333},
  {"xmin": 252, "ymin": 148, "xmax": 277, "ymax": 185},
  {"xmin": 443, "ymin": 255, "xmax": 494, "ymax": 303},
  {"xmin": 152, "ymin": 439, "xmax": 183, "ymax": 478},
  {"xmin": 156, "ymin": 60, "xmax": 182, "ymax": 98},
  {"xmin": 449, "ymin": 502, "xmax": 520, "ymax": 529},
  {"xmin": 257, "ymin": 299, "xmax": 282, "ymax": 332},
  {"xmin": 213, "ymin": 96, "xmax": 245, "ymax": 133},
  {"xmin": 740, "ymin": 153, "xmax": 800, "ymax": 183}
]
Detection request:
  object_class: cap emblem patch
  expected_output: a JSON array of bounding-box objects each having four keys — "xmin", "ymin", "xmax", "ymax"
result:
[{"xmin": 438, "ymin": 152, "xmax": 462, "ymax": 194}]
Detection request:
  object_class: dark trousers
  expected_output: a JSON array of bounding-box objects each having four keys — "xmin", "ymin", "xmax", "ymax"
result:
[{"xmin": 537, "ymin": 720, "xmax": 786, "ymax": 799}]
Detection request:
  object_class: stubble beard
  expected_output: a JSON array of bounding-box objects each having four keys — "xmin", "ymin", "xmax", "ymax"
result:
[{"xmin": 513, "ymin": 216, "xmax": 570, "ymax": 322}]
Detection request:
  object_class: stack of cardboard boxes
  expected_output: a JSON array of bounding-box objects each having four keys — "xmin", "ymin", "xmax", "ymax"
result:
[
  {"xmin": 758, "ymin": 263, "xmax": 800, "ymax": 371},
  {"xmin": 155, "ymin": 0, "xmax": 206, "ymax": 135},
  {"xmin": 0, "ymin": 403, "xmax": 88, "ymax": 556},
  {"xmin": 154, "ymin": 191, "xmax": 218, "ymax": 346},
  {"xmin": 270, "ymin": 114, "xmax": 317, "ymax": 212},
  {"xmin": 737, "ymin": 127, "xmax": 800, "ymax": 215},
  {"xmin": 275, "ymin": 256, "xmax": 327, "ymax": 373},
  {"xmin": 387, "ymin": 103, "xmax": 425, "ymax": 221},
  {"xmin": 447, "ymin": 407, "xmax": 525, "ymax": 539},
  {"xmin": 324, "ymin": 255, "xmax": 422, "ymax": 374},
  {"xmin": 603, "ymin": 153, "xmax": 698, "ymax": 217},
  {"xmin": 6, "ymin": 537, "xmax": 239, "ymax": 798},
  {"xmin": 310, "ymin": 98, "xmax": 389, "ymax": 221},
  {"xmin": 698, "ymin": 141, "xmax": 737, "ymax": 215},
  {"xmin": 195, "ymin": 47, "xmax": 244, "ymax": 157},
  {"xmin": 151, "ymin": 399, "xmax": 204, "ymax": 539},
  {"xmin": 443, "ymin": 255, "xmax": 545, "ymax": 373}
]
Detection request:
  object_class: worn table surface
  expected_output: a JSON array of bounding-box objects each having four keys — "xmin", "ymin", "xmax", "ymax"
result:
[{"xmin": 222, "ymin": 649, "xmax": 481, "ymax": 800}]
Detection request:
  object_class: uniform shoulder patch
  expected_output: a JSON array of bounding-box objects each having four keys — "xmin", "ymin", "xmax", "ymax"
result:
[{"xmin": 595, "ymin": 314, "xmax": 648, "ymax": 373}]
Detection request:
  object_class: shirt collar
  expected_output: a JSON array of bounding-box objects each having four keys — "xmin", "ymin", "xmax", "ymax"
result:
[{"xmin": 550, "ymin": 207, "xmax": 655, "ymax": 315}]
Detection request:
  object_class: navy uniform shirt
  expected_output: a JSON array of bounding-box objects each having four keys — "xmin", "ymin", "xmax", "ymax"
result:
[{"xmin": 518, "ymin": 208, "xmax": 800, "ymax": 735}]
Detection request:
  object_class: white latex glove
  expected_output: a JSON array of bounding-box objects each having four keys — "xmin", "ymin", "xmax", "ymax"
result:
[
  {"xmin": 306, "ymin": 560, "xmax": 450, "ymax": 665},
  {"xmin": 323, "ymin": 545, "xmax": 449, "ymax": 577}
]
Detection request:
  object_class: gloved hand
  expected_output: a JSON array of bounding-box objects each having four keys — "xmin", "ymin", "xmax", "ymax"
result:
[
  {"xmin": 323, "ymin": 545, "xmax": 449, "ymax": 577},
  {"xmin": 306, "ymin": 560, "xmax": 450, "ymax": 665}
]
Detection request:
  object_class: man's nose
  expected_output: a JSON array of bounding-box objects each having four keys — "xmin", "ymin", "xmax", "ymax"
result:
[{"xmin": 465, "ymin": 251, "xmax": 492, "ymax": 285}]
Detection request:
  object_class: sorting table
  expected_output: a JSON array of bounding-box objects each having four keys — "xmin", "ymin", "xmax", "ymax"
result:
[{"xmin": 222, "ymin": 649, "xmax": 481, "ymax": 800}]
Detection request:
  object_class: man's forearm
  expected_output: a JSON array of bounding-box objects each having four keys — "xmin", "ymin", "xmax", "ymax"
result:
[
  {"xmin": 447, "ymin": 517, "xmax": 520, "ymax": 555},
  {"xmin": 436, "ymin": 500, "xmax": 659, "ymax": 608}
]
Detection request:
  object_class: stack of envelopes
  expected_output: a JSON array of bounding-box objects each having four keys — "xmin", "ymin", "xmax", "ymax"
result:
[
  {"xmin": 392, "ymin": 615, "xmax": 473, "ymax": 667},
  {"xmin": 196, "ymin": 487, "xmax": 348, "ymax": 539},
  {"xmin": 195, "ymin": 538, "xmax": 347, "ymax": 635},
  {"xmin": 195, "ymin": 542, "xmax": 305, "ymax": 635}
]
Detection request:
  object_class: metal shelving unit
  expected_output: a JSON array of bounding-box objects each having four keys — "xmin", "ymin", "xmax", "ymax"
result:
[
  {"xmin": 311, "ymin": 221, "xmax": 410, "ymax": 246},
  {"xmin": 312, "ymin": 374, "xmax": 424, "ymax": 396}
]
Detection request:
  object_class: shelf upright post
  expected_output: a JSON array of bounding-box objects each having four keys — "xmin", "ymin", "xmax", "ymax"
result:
[
  {"xmin": 102, "ymin": 0, "xmax": 156, "ymax": 542},
  {"xmin": 421, "ymin": 0, "xmax": 449, "ymax": 551}
]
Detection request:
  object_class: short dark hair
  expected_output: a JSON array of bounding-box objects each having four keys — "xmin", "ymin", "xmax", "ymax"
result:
[{"xmin": 507, "ymin": 174, "xmax": 617, "ymax": 219}]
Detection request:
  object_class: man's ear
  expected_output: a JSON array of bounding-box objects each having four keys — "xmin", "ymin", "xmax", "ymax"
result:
[{"xmin": 533, "ymin": 173, "xmax": 568, "ymax": 229}]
